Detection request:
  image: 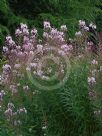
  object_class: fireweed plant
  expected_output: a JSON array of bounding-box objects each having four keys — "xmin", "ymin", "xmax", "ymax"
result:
[{"xmin": 0, "ymin": 20, "xmax": 102, "ymax": 136}]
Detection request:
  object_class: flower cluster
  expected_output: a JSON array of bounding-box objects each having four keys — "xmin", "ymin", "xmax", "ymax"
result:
[
  {"xmin": 4, "ymin": 102, "xmax": 27, "ymax": 125},
  {"xmin": 79, "ymin": 20, "xmax": 89, "ymax": 31},
  {"xmin": 0, "ymin": 20, "xmax": 101, "ymax": 131},
  {"xmin": 88, "ymin": 57, "xmax": 102, "ymax": 117},
  {"xmin": 88, "ymin": 59, "xmax": 98, "ymax": 85},
  {"xmin": 1, "ymin": 21, "xmax": 75, "ymax": 88}
]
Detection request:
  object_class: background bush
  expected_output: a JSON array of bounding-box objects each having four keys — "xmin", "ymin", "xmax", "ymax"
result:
[{"xmin": 0, "ymin": 0, "xmax": 102, "ymax": 51}]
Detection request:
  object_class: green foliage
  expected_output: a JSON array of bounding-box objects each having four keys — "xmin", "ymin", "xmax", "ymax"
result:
[
  {"xmin": 1, "ymin": 57, "xmax": 102, "ymax": 136},
  {"xmin": 0, "ymin": 0, "xmax": 101, "ymax": 45}
]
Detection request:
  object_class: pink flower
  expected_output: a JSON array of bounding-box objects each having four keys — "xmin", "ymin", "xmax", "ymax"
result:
[
  {"xmin": 17, "ymin": 107, "xmax": 27, "ymax": 114},
  {"xmin": 15, "ymin": 29, "xmax": 22, "ymax": 36},
  {"xmin": 88, "ymin": 77, "xmax": 96, "ymax": 84},
  {"xmin": 23, "ymin": 43, "xmax": 33, "ymax": 51},
  {"xmin": 29, "ymin": 51, "xmax": 34, "ymax": 57},
  {"xmin": 61, "ymin": 44, "xmax": 73, "ymax": 53},
  {"xmin": 6, "ymin": 36, "xmax": 12, "ymax": 41},
  {"xmin": 11, "ymin": 49, "xmax": 17, "ymax": 54},
  {"xmin": 37, "ymin": 44, "xmax": 43, "ymax": 53},
  {"xmin": 6, "ymin": 36, "xmax": 15, "ymax": 46},
  {"xmin": 44, "ymin": 21, "xmax": 51, "ymax": 29},
  {"xmin": 79, "ymin": 20, "xmax": 86, "ymax": 28},
  {"xmin": 20, "ymin": 23, "xmax": 28, "ymax": 30},
  {"xmin": 17, "ymin": 51, "xmax": 25, "ymax": 58},
  {"xmin": 60, "ymin": 25, "xmax": 67, "ymax": 31},
  {"xmin": 3, "ymin": 46, "xmax": 8, "ymax": 53},
  {"xmin": 61, "ymin": 44, "xmax": 68, "ymax": 49},
  {"xmin": 59, "ymin": 32, "xmax": 64, "ymax": 36},
  {"xmin": 50, "ymin": 28, "xmax": 58, "ymax": 36},
  {"xmin": 61, "ymin": 44, "xmax": 69, "ymax": 51},
  {"xmin": 5, "ymin": 108, "xmax": 13, "ymax": 117},
  {"xmin": 87, "ymin": 41, "xmax": 93, "ymax": 46},
  {"xmin": 3, "ymin": 64, "xmax": 11, "ymax": 71},
  {"xmin": 84, "ymin": 26, "xmax": 89, "ymax": 31},
  {"xmin": 31, "ymin": 28, "xmax": 37, "ymax": 36},
  {"xmin": 91, "ymin": 59, "xmax": 98, "ymax": 65},
  {"xmin": 89, "ymin": 23, "xmax": 96, "ymax": 29},
  {"xmin": 16, "ymin": 46, "xmax": 21, "ymax": 50},
  {"xmin": 22, "ymin": 28, "xmax": 29, "ymax": 35},
  {"xmin": 23, "ymin": 36, "xmax": 29, "ymax": 43},
  {"xmin": 43, "ymin": 32, "xmax": 49, "ymax": 38}
]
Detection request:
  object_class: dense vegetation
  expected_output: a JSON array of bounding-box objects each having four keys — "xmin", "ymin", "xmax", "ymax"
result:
[{"xmin": 0, "ymin": 1, "xmax": 102, "ymax": 136}]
